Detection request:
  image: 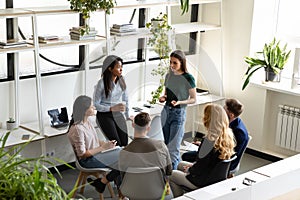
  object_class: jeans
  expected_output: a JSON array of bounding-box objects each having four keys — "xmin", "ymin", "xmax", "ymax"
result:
[
  {"xmin": 161, "ymin": 106, "xmax": 186, "ymax": 170},
  {"xmin": 79, "ymin": 146, "xmax": 122, "ymax": 169}
]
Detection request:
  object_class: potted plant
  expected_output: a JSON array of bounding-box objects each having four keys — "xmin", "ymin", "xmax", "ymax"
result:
[
  {"xmin": 0, "ymin": 131, "xmax": 77, "ymax": 199},
  {"xmin": 146, "ymin": 13, "xmax": 173, "ymax": 104},
  {"xmin": 6, "ymin": 117, "xmax": 17, "ymax": 130},
  {"xmin": 180, "ymin": 0, "xmax": 190, "ymax": 14},
  {"xmin": 68, "ymin": 0, "xmax": 116, "ymax": 34},
  {"xmin": 242, "ymin": 38, "xmax": 291, "ymax": 90}
]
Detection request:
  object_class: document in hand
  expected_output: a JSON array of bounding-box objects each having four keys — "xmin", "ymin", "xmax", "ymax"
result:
[
  {"xmin": 181, "ymin": 141, "xmax": 199, "ymax": 152},
  {"xmin": 100, "ymin": 146, "xmax": 122, "ymax": 153}
]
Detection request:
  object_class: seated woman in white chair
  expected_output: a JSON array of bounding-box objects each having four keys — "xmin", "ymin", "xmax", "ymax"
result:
[{"xmin": 67, "ymin": 95, "xmax": 122, "ymax": 193}]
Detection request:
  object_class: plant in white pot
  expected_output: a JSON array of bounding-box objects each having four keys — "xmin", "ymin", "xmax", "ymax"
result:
[
  {"xmin": 146, "ymin": 13, "xmax": 173, "ymax": 104},
  {"xmin": 6, "ymin": 117, "xmax": 17, "ymax": 130},
  {"xmin": 242, "ymin": 38, "xmax": 291, "ymax": 90}
]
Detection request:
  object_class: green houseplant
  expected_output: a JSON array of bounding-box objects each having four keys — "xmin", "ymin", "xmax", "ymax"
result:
[
  {"xmin": 0, "ymin": 131, "xmax": 76, "ymax": 199},
  {"xmin": 146, "ymin": 13, "xmax": 173, "ymax": 104},
  {"xmin": 68, "ymin": 0, "xmax": 116, "ymax": 34},
  {"xmin": 242, "ymin": 38, "xmax": 291, "ymax": 90},
  {"xmin": 180, "ymin": 0, "xmax": 190, "ymax": 14}
]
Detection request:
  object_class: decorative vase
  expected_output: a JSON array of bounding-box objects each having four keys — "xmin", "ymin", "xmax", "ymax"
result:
[
  {"xmin": 151, "ymin": 19, "xmax": 163, "ymax": 28},
  {"xmin": 6, "ymin": 121, "xmax": 17, "ymax": 130},
  {"xmin": 265, "ymin": 67, "xmax": 281, "ymax": 82}
]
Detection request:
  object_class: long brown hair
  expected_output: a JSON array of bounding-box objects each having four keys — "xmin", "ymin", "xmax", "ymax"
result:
[
  {"xmin": 170, "ymin": 50, "xmax": 188, "ymax": 73},
  {"xmin": 102, "ymin": 55, "xmax": 126, "ymax": 98}
]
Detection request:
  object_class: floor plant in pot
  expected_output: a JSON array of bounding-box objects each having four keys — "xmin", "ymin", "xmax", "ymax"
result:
[
  {"xmin": 146, "ymin": 13, "xmax": 173, "ymax": 104},
  {"xmin": 242, "ymin": 38, "xmax": 291, "ymax": 90},
  {"xmin": 0, "ymin": 131, "xmax": 78, "ymax": 199}
]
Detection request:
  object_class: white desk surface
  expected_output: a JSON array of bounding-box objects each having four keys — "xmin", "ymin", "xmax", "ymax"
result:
[
  {"xmin": 252, "ymin": 153, "xmax": 300, "ymax": 178},
  {"xmin": 20, "ymin": 120, "xmax": 68, "ymax": 137},
  {"xmin": 192, "ymin": 94, "xmax": 224, "ymax": 106},
  {"xmin": 128, "ymin": 101, "xmax": 164, "ymax": 117},
  {"xmin": 172, "ymin": 195, "xmax": 194, "ymax": 200},
  {"xmin": 184, "ymin": 170, "xmax": 269, "ymax": 200},
  {"xmin": 0, "ymin": 127, "xmax": 44, "ymax": 147}
]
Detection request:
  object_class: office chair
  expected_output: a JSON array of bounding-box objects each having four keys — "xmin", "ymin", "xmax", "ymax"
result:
[
  {"xmin": 228, "ymin": 135, "xmax": 252, "ymax": 177},
  {"xmin": 120, "ymin": 166, "xmax": 166, "ymax": 200},
  {"xmin": 147, "ymin": 115, "xmax": 164, "ymax": 141},
  {"xmin": 181, "ymin": 155, "xmax": 237, "ymax": 192}
]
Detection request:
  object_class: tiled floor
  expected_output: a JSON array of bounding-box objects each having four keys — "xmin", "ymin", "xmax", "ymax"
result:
[{"xmin": 54, "ymin": 152, "xmax": 273, "ymax": 200}]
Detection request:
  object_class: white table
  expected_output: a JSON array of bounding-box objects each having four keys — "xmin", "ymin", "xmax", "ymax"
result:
[
  {"xmin": 20, "ymin": 120, "xmax": 68, "ymax": 137},
  {"xmin": 184, "ymin": 171, "xmax": 269, "ymax": 200},
  {"xmin": 0, "ymin": 127, "xmax": 44, "ymax": 147}
]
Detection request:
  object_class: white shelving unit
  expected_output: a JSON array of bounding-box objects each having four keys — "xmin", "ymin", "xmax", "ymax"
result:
[{"xmin": 1, "ymin": 0, "xmax": 223, "ymax": 146}]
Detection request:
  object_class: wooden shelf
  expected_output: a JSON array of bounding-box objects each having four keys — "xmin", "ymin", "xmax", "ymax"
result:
[
  {"xmin": 0, "ymin": 45, "xmax": 34, "ymax": 54},
  {"xmin": 173, "ymin": 22, "xmax": 221, "ymax": 34},
  {"xmin": 0, "ymin": 8, "xmax": 33, "ymax": 18}
]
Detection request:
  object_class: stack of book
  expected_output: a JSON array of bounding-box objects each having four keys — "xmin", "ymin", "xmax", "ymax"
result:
[
  {"xmin": 0, "ymin": 39, "xmax": 27, "ymax": 49},
  {"xmin": 110, "ymin": 24, "xmax": 137, "ymax": 36},
  {"xmin": 69, "ymin": 26, "xmax": 97, "ymax": 41},
  {"xmin": 38, "ymin": 35, "xmax": 59, "ymax": 44}
]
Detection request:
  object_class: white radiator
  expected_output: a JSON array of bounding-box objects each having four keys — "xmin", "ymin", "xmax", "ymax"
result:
[{"xmin": 275, "ymin": 105, "xmax": 300, "ymax": 152}]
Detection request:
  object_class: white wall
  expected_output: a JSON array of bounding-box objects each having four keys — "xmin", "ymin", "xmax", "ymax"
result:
[{"xmin": 222, "ymin": 0, "xmax": 300, "ymax": 158}]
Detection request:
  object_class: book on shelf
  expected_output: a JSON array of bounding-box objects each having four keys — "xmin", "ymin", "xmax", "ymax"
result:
[
  {"xmin": 112, "ymin": 23, "xmax": 134, "ymax": 29},
  {"xmin": 110, "ymin": 27, "xmax": 137, "ymax": 33},
  {"xmin": 0, "ymin": 39, "xmax": 27, "ymax": 46},
  {"xmin": 69, "ymin": 29, "xmax": 98, "ymax": 35},
  {"xmin": 70, "ymin": 35, "xmax": 95, "ymax": 41},
  {"xmin": 38, "ymin": 35, "xmax": 59, "ymax": 41},
  {"xmin": 71, "ymin": 26, "xmax": 96, "ymax": 32},
  {"xmin": 110, "ymin": 30, "xmax": 138, "ymax": 36}
]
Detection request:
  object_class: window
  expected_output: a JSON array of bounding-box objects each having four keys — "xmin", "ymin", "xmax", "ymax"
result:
[{"xmin": 251, "ymin": 0, "xmax": 300, "ymax": 89}]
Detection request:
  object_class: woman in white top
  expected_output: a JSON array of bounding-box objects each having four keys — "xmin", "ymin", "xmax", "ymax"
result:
[{"xmin": 67, "ymin": 95, "xmax": 121, "ymax": 168}]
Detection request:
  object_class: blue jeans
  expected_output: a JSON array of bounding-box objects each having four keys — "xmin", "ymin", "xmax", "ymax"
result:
[
  {"xmin": 79, "ymin": 146, "xmax": 122, "ymax": 170},
  {"xmin": 161, "ymin": 106, "xmax": 186, "ymax": 170}
]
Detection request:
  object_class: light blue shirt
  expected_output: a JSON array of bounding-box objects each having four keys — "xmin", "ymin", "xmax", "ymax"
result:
[{"xmin": 93, "ymin": 78, "xmax": 129, "ymax": 118}]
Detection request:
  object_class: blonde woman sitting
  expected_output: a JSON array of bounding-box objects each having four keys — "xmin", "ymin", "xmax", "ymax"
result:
[{"xmin": 169, "ymin": 104, "xmax": 236, "ymax": 197}]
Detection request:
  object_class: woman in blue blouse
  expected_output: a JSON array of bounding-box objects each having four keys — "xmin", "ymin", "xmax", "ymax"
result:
[
  {"xmin": 159, "ymin": 50, "xmax": 197, "ymax": 169},
  {"xmin": 94, "ymin": 55, "xmax": 129, "ymax": 147}
]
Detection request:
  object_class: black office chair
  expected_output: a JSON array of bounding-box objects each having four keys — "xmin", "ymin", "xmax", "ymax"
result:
[{"xmin": 181, "ymin": 155, "xmax": 237, "ymax": 192}]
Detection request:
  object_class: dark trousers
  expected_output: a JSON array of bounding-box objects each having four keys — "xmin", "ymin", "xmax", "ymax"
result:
[
  {"xmin": 181, "ymin": 150, "xmax": 197, "ymax": 163},
  {"xmin": 96, "ymin": 111, "xmax": 128, "ymax": 146}
]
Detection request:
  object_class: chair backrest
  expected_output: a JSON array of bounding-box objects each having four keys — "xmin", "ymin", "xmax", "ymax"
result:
[
  {"xmin": 229, "ymin": 135, "xmax": 252, "ymax": 175},
  {"xmin": 147, "ymin": 115, "xmax": 164, "ymax": 141},
  {"xmin": 120, "ymin": 166, "xmax": 165, "ymax": 200},
  {"xmin": 202, "ymin": 155, "xmax": 237, "ymax": 187}
]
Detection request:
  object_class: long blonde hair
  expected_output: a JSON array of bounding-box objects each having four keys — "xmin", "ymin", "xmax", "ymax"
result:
[{"xmin": 203, "ymin": 104, "xmax": 235, "ymax": 160}]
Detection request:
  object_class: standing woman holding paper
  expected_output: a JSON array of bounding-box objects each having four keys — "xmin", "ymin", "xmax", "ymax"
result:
[
  {"xmin": 159, "ymin": 50, "xmax": 197, "ymax": 169},
  {"xmin": 94, "ymin": 55, "xmax": 129, "ymax": 146},
  {"xmin": 67, "ymin": 95, "xmax": 121, "ymax": 169}
]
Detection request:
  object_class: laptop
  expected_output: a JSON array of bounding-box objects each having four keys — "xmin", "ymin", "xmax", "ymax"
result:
[{"xmin": 47, "ymin": 107, "xmax": 69, "ymax": 128}]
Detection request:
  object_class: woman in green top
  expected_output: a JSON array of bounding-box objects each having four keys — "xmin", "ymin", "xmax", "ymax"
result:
[{"xmin": 159, "ymin": 50, "xmax": 197, "ymax": 169}]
